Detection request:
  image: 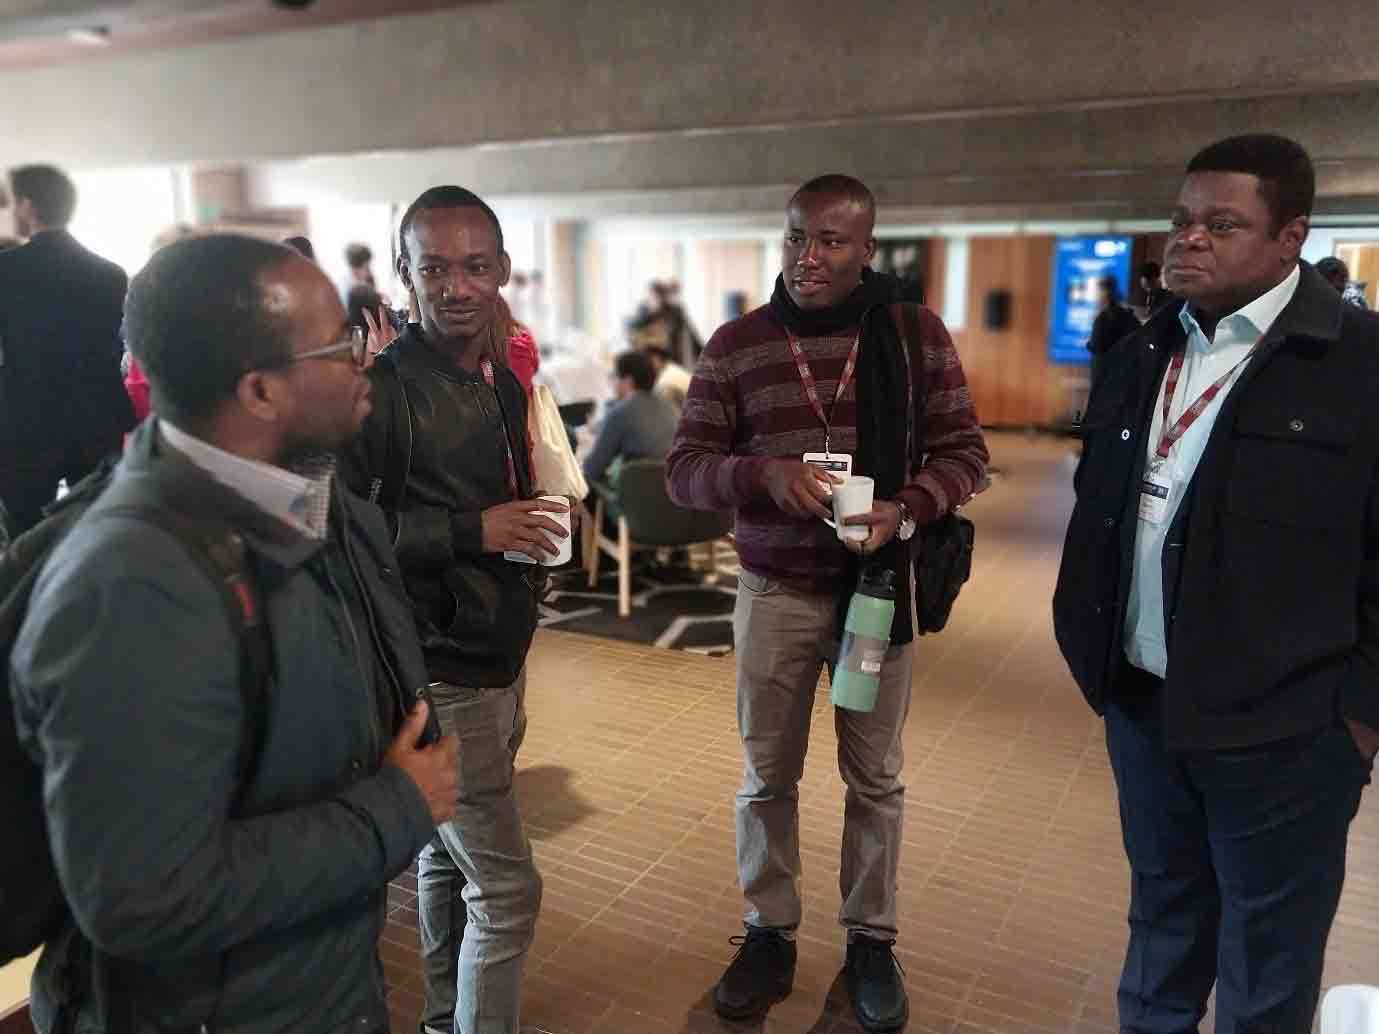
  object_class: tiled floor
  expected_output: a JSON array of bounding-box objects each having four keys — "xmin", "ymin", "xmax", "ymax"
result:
[{"xmin": 381, "ymin": 432, "xmax": 1378, "ymax": 1034}]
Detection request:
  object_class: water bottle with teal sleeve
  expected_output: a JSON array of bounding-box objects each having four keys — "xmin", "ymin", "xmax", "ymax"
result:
[{"xmin": 830, "ymin": 566, "xmax": 897, "ymax": 713}]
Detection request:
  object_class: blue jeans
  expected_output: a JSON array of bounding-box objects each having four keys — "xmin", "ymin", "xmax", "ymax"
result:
[
  {"xmin": 417, "ymin": 672, "xmax": 542, "ymax": 1034},
  {"xmin": 1105, "ymin": 685, "xmax": 1371, "ymax": 1034}
]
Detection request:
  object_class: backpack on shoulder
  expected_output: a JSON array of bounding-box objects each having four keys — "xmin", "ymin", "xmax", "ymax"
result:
[{"xmin": 0, "ymin": 457, "xmax": 272, "ymax": 1029}]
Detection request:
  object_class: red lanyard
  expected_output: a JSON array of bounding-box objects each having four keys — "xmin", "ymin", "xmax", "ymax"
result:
[
  {"xmin": 480, "ymin": 358, "xmax": 520, "ymax": 499},
  {"xmin": 1154, "ymin": 349, "xmax": 1254, "ymax": 463},
  {"xmin": 785, "ymin": 331, "xmax": 861, "ymax": 455}
]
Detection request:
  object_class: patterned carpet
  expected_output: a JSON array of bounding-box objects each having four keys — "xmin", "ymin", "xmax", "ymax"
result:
[{"xmin": 538, "ymin": 556, "xmax": 740, "ymax": 655}]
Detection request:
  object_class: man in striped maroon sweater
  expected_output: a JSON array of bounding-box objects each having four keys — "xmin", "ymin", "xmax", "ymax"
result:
[{"xmin": 667, "ymin": 176, "xmax": 987, "ymax": 1032}]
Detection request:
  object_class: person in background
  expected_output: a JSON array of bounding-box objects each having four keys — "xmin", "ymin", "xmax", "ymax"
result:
[
  {"xmin": 1054, "ymin": 134, "xmax": 1379, "ymax": 1032},
  {"xmin": 629, "ymin": 280, "xmax": 703, "ymax": 368},
  {"xmin": 582, "ymin": 350, "xmax": 679, "ymax": 486},
  {"xmin": 0, "ymin": 164, "xmax": 134, "ymax": 534},
  {"xmin": 1317, "ymin": 255, "xmax": 1371, "ymax": 310},
  {"xmin": 11, "ymin": 233, "xmax": 458, "ymax": 1034},
  {"xmin": 123, "ymin": 349, "xmax": 151, "ymax": 424},
  {"xmin": 644, "ymin": 344, "xmax": 693, "ymax": 413},
  {"xmin": 283, "ymin": 235, "xmax": 316, "ymax": 261},
  {"xmin": 497, "ymin": 294, "xmax": 540, "ymax": 397},
  {"xmin": 667, "ymin": 174, "xmax": 988, "ymax": 1033},
  {"xmin": 1086, "ymin": 275, "xmax": 1140, "ymax": 388},
  {"xmin": 1132, "ymin": 260, "xmax": 1171, "ymax": 321},
  {"xmin": 344, "ymin": 242, "xmax": 384, "ymax": 331},
  {"xmin": 339, "ymin": 185, "xmax": 558, "ymax": 1034}
]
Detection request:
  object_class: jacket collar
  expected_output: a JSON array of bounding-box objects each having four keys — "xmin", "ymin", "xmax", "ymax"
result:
[
  {"xmin": 115, "ymin": 419, "xmax": 327, "ymax": 572},
  {"xmin": 1136, "ymin": 296, "xmax": 1187, "ymax": 384},
  {"xmin": 1133, "ymin": 260, "xmax": 1342, "ymax": 383},
  {"xmin": 23, "ymin": 228, "xmax": 76, "ymax": 251},
  {"xmin": 1254, "ymin": 260, "xmax": 1344, "ymax": 348},
  {"xmin": 390, "ymin": 323, "xmax": 485, "ymax": 382}
]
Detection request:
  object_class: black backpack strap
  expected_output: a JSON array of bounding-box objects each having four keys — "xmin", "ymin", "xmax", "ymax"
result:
[{"xmin": 370, "ymin": 349, "xmax": 414, "ymax": 514}]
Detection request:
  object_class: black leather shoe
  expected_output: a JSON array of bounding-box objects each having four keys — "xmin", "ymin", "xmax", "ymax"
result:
[
  {"xmin": 845, "ymin": 934, "xmax": 909, "ymax": 1032},
  {"xmin": 712, "ymin": 926, "xmax": 797, "ymax": 1019}
]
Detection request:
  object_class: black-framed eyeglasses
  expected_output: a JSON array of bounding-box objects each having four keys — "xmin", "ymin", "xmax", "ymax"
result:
[{"xmin": 272, "ymin": 326, "xmax": 368, "ymax": 369}]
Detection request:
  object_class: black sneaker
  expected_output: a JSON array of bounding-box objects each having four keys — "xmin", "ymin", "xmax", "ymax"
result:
[
  {"xmin": 845, "ymin": 934, "xmax": 909, "ymax": 1032},
  {"xmin": 711, "ymin": 926, "xmax": 797, "ymax": 1019}
]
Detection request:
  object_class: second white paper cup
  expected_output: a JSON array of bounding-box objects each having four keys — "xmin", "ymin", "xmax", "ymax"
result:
[
  {"xmin": 538, "ymin": 494, "xmax": 573, "ymax": 566},
  {"xmin": 832, "ymin": 476, "xmax": 874, "ymax": 542}
]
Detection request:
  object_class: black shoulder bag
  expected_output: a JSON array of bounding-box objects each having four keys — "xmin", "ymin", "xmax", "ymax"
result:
[{"xmin": 892, "ymin": 303, "xmax": 976, "ymax": 634}]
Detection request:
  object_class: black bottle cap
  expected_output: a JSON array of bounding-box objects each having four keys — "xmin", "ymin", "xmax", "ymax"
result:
[{"xmin": 858, "ymin": 564, "xmax": 897, "ymax": 600}]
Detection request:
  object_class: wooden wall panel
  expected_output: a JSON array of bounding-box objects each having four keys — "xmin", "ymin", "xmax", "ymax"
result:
[
  {"xmin": 949, "ymin": 236, "xmax": 1063, "ymax": 426},
  {"xmin": 693, "ymin": 240, "xmax": 765, "ymax": 332},
  {"xmin": 925, "ymin": 237, "xmax": 947, "ymax": 316}
]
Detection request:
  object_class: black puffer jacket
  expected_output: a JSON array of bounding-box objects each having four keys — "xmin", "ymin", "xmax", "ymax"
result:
[{"xmin": 340, "ymin": 326, "xmax": 540, "ymax": 688}]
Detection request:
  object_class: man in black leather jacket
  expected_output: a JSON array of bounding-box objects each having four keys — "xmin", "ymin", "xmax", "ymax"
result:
[{"xmin": 340, "ymin": 186, "xmax": 566, "ymax": 1034}]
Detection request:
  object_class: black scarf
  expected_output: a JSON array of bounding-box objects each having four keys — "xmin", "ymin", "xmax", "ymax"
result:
[{"xmin": 769, "ymin": 269, "xmax": 916, "ymax": 645}]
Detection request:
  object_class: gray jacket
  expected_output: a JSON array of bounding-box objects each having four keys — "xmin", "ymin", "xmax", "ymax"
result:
[
  {"xmin": 582, "ymin": 390, "xmax": 679, "ymax": 485},
  {"xmin": 10, "ymin": 422, "xmax": 436, "ymax": 1034}
]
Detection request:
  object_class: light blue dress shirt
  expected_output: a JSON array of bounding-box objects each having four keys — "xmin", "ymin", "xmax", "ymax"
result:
[
  {"xmin": 161, "ymin": 420, "xmax": 336, "ymax": 540},
  {"xmin": 1124, "ymin": 265, "xmax": 1300, "ymax": 676}
]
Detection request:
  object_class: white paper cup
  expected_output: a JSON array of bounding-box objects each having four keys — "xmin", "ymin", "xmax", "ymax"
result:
[
  {"xmin": 537, "ymin": 494, "xmax": 573, "ymax": 566},
  {"xmin": 832, "ymin": 476, "xmax": 874, "ymax": 542}
]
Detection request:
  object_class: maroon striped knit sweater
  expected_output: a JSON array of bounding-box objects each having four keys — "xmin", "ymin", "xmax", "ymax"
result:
[{"xmin": 666, "ymin": 303, "xmax": 988, "ymax": 593}]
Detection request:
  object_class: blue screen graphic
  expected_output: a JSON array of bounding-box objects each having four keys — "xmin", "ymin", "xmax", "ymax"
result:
[{"xmin": 1048, "ymin": 236, "xmax": 1132, "ymax": 364}]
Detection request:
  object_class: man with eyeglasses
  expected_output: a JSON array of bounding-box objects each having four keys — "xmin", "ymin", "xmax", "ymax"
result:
[
  {"xmin": 11, "ymin": 234, "xmax": 459, "ymax": 1034},
  {"xmin": 340, "ymin": 186, "xmax": 561, "ymax": 1034}
]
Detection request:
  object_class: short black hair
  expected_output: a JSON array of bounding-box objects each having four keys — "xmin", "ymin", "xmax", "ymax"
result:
[
  {"xmin": 1315, "ymin": 256, "xmax": 1349, "ymax": 280},
  {"xmin": 345, "ymin": 242, "xmax": 372, "ymax": 268},
  {"xmin": 284, "ymin": 235, "xmax": 315, "ymax": 260},
  {"xmin": 398, "ymin": 186, "xmax": 504, "ymax": 263},
  {"xmin": 615, "ymin": 350, "xmax": 657, "ymax": 392},
  {"xmin": 1138, "ymin": 261, "xmax": 1161, "ymax": 281},
  {"xmin": 125, "ymin": 234, "xmax": 299, "ymax": 428},
  {"xmin": 789, "ymin": 174, "xmax": 876, "ymax": 232},
  {"xmin": 9, "ymin": 164, "xmax": 77, "ymax": 227},
  {"xmin": 1097, "ymin": 276, "xmax": 1121, "ymax": 305},
  {"xmin": 1185, "ymin": 134, "xmax": 1315, "ymax": 234}
]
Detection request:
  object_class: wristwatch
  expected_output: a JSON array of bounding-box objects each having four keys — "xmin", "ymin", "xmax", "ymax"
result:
[{"xmin": 896, "ymin": 500, "xmax": 917, "ymax": 542}]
